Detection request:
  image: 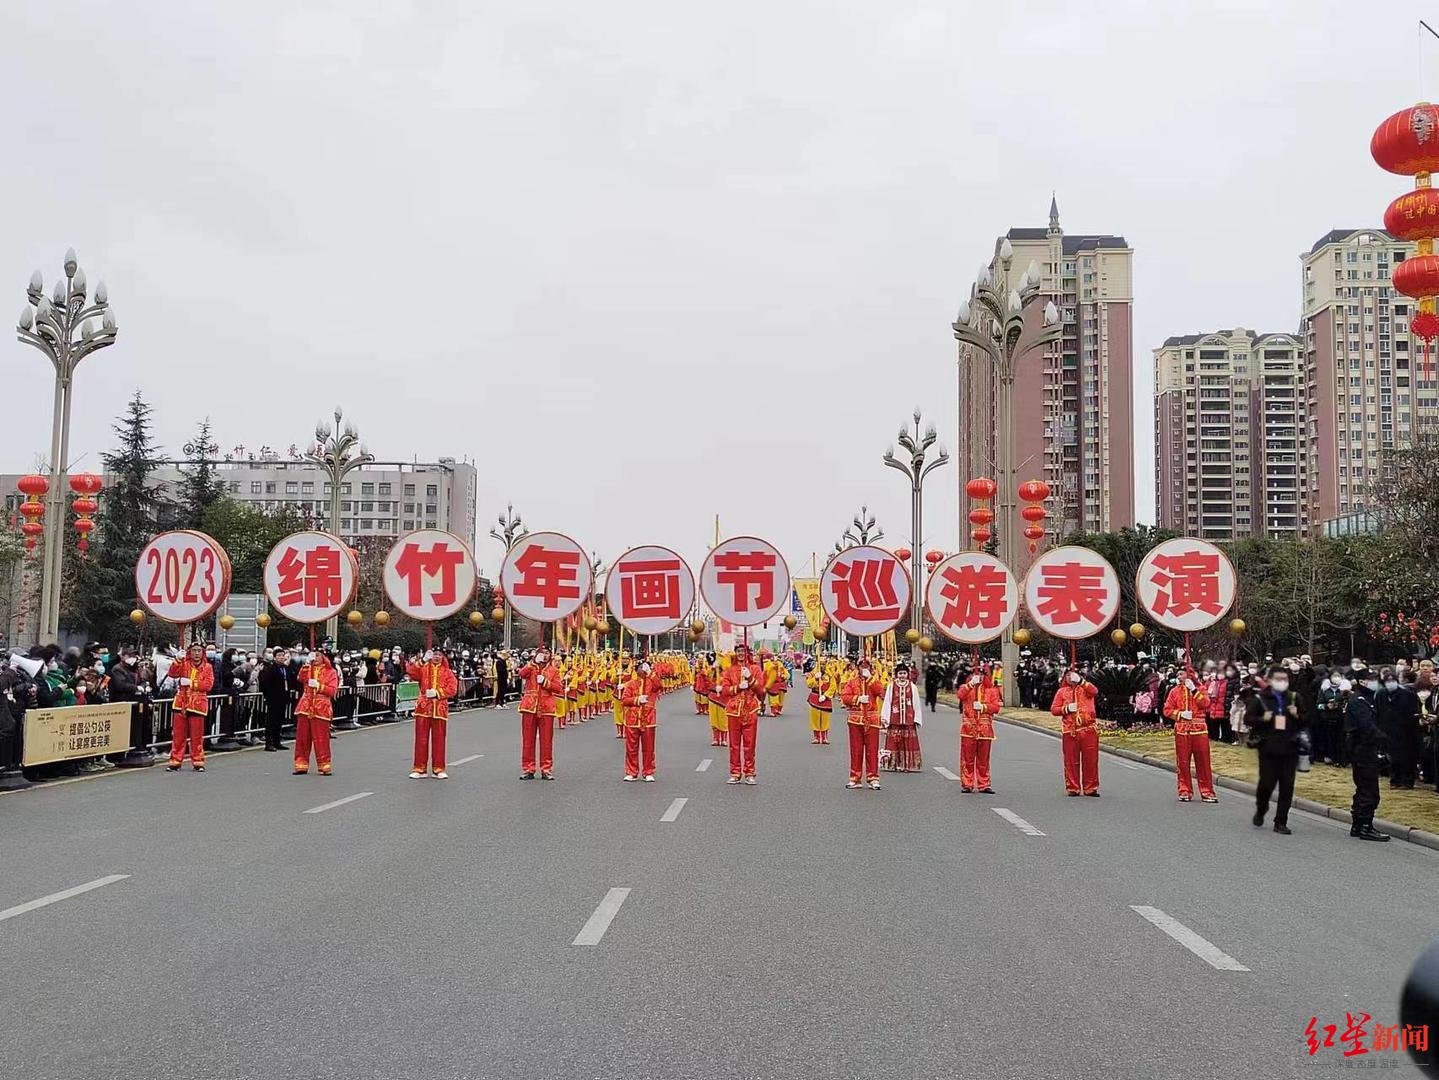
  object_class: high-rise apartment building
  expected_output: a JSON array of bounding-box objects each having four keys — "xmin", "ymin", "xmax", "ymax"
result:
[
  {"xmin": 957, "ymin": 198, "xmax": 1135, "ymax": 537},
  {"xmin": 1302, "ymin": 228, "xmax": 1439, "ymax": 525},
  {"xmin": 1154, "ymin": 329, "xmax": 1305, "ymax": 539}
]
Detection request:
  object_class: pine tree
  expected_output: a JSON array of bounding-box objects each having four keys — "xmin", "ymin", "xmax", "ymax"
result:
[{"xmin": 177, "ymin": 418, "xmax": 225, "ymax": 527}]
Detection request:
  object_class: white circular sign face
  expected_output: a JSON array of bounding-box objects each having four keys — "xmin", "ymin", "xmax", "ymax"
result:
[
  {"xmin": 1022, "ymin": 545, "xmax": 1121, "ymax": 641},
  {"xmin": 604, "ymin": 544, "xmax": 695, "ymax": 635},
  {"xmin": 135, "ymin": 530, "xmax": 232, "ymax": 624},
  {"xmin": 1136, "ymin": 537, "xmax": 1237, "ymax": 632},
  {"xmin": 699, "ymin": 535, "xmax": 791, "ymax": 628},
  {"xmin": 263, "ymin": 531, "xmax": 358, "ymax": 625},
  {"xmin": 820, "ymin": 545, "xmax": 911, "ymax": 637},
  {"xmin": 924, "ymin": 551, "xmax": 1018, "ymax": 644},
  {"xmin": 499, "ymin": 531, "xmax": 592, "ymax": 623},
  {"xmin": 382, "ymin": 529, "xmax": 477, "ymax": 621}
]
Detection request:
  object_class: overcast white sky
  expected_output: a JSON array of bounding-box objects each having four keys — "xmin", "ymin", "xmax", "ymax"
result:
[{"xmin": 1, "ymin": 1, "xmax": 1426, "ymax": 577}]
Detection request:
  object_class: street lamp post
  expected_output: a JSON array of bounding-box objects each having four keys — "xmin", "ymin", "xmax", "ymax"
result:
[
  {"xmin": 951, "ymin": 240, "xmax": 1062, "ymax": 703},
  {"xmin": 489, "ymin": 503, "xmax": 527, "ymax": 651},
  {"xmin": 16, "ymin": 249, "xmax": 118, "ymax": 643},
  {"xmin": 305, "ymin": 407, "xmax": 373, "ymax": 644},
  {"xmin": 883, "ymin": 411, "xmax": 948, "ymax": 670},
  {"xmin": 833, "ymin": 505, "xmax": 883, "ymax": 556}
]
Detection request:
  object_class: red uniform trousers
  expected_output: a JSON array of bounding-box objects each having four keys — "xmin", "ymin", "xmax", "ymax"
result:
[
  {"xmin": 1062, "ymin": 726, "xmax": 1099, "ymax": 794},
  {"xmin": 169, "ymin": 711, "xmax": 206, "ymax": 767},
  {"xmin": 960, "ymin": 735, "xmax": 992, "ymax": 790},
  {"xmin": 728, "ymin": 714, "xmax": 758, "ymax": 777},
  {"xmin": 414, "ymin": 715, "xmax": 447, "ymax": 773},
  {"xmin": 847, "ymin": 722, "xmax": 879, "ymax": 783},
  {"xmin": 521, "ymin": 712, "xmax": 554, "ymax": 773},
  {"xmin": 294, "ymin": 714, "xmax": 332, "ymax": 772},
  {"xmin": 624, "ymin": 726, "xmax": 656, "ymax": 777},
  {"xmin": 1174, "ymin": 731, "xmax": 1215, "ymax": 799}
]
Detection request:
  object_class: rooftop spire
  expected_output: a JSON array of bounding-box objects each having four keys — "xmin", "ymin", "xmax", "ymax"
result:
[{"xmin": 1047, "ymin": 192, "xmax": 1061, "ymax": 235}]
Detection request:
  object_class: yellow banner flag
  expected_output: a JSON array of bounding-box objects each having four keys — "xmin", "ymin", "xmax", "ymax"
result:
[
  {"xmin": 794, "ymin": 578, "xmax": 824, "ymax": 632},
  {"xmin": 881, "ymin": 629, "xmax": 897, "ymax": 658}
]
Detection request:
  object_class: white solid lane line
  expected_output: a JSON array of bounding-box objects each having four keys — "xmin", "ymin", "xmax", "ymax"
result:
[
  {"xmin": 1130, "ymin": 905, "xmax": 1250, "ymax": 972},
  {"xmin": 933, "ymin": 766, "xmax": 960, "ymax": 781},
  {"xmin": 696, "ymin": 758, "xmax": 712, "ymax": 772},
  {"xmin": 303, "ymin": 792, "xmax": 374, "ymax": 814},
  {"xmin": 992, "ymin": 808, "xmax": 1045, "ymax": 836},
  {"xmin": 572, "ymin": 887, "xmax": 631, "ymax": 946},
  {"xmin": 450, "ymin": 754, "xmax": 483, "ymax": 766},
  {"xmin": 0, "ymin": 874, "xmax": 130, "ymax": 923},
  {"xmin": 660, "ymin": 797, "xmax": 688, "ymax": 823}
]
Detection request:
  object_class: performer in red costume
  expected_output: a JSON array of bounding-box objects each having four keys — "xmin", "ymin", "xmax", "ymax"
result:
[
  {"xmin": 407, "ymin": 648, "xmax": 459, "ymax": 779},
  {"xmin": 517, "ymin": 647, "xmax": 561, "ymax": 780},
  {"xmin": 294, "ymin": 647, "xmax": 340, "ymax": 776},
  {"xmin": 720, "ymin": 643, "xmax": 766, "ymax": 785},
  {"xmin": 166, "ymin": 641, "xmax": 215, "ymax": 772},
  {"xmin": 955, "ymin": 666, "xmax": 1002, "ymax": 793},
  {"xmin": 1164, "ymin": 668, "xmax": 1217, "ymax": 803},
  {"xmin": 620, "ymin": 657, "xmax": 663, "ymax": 781},
  {"xmin": 840, "ymin": 657, "xmax": 886, "ymax": 789},
  {"xmin": 1051, "ymin": 667, "xmax": 1100, "ymax": 796}
]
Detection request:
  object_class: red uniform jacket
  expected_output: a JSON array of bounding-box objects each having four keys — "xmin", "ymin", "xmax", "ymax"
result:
[
  {"xmin": 694, "ymin": 667, "xmax": 712, "ymax": 695},
  {"xmin": 1163, "ymin": 685, "xmax": 1211, "ymax": 736},
  {"xmin": 171, "ymin": 658, "xmax": 215, "ymax": 716},
  {"xmin": 620, "ymin": 673, "xmax": 663, "ymax": 728},
  {"xmin": 1050, "ymin": 680, "xmax": 1099, "ymax": 734},
  {"xmin": 517, "ymin": 661, "xmax": 561, "ymax": 717},
  {"xmin": 840, "ymin": 675, "xmax": 886, "ymax": 727},
  {"xmin": 957, "ymin": 682, "xmax": 1003, "ymax": 739},
  {"xmin": 720, "ymin": 660, "xmax": 766, "ymax": 720},
  {"xmin": 296, "ymin": 656, "xmax": 340, "ymax": 721},
  {"xmin": 407, "ymin": 658, "xmax": 458, "ymax": 720}
]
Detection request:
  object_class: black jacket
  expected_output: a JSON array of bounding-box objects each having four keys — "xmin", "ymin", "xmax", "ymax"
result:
[
  {"xmin": 1246, "ymin": 687, "xmax": 1307, "ymax": 758},
  {"xmin": 257, "ymin": 661, "xmax": 295, "ymax": 706},
  {"xmin": 107, "ymin": 662, "xmax": 140, "ymax": 703},
  {"xmin": 1345, "ymin": 689, "xmax": 1386, "ymax": 766},
  {"xmin": 1377, "ymin": 685, "xmax": 1421, "ymax": 742}
]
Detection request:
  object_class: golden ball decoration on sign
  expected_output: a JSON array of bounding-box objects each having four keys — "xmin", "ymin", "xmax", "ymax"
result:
[
  {"xmin": 1109, "ymin": 628, "xmax": 1127, "ymax": 647},
  {"xmin": 1012, "ymin": 628, "xmax": 1032, "ymax": 647},
  {"xmin": 255, "ymin": 612, "xmax": 271, "ymax": 629},
  {"xmin": 373, "ymin": 610, "xmax": 390, "ymax": 626},
  {"xmin": 129, "ymin": 608, "xmax": 146, "ymax": 626},
  {"xmin": 917, "ymin": 636, "xmax": 933, "ymax": 653},
  {"xmin": 469, "ymin": 611, "xmax": 484, "ymax": 628},
  {"xmin": 597, "ymin": 619, "xmax": 610, "ymax": 633},
  {"xmin": 904, "ymin": 628, "xmax": 920, "ymax": 644},
  {"xmin": 346, "ymin": 610, "xmax": 363, "ymax": 626},
  {"xmin": 1130, "ymin": 623, "xmax": 1146, "ymax": 640},
  {"xmin": 813, "ymin": 622, "xmax": 829, "ymax": 641},
  {"xmin": 491, "ymin": 607, "xmax": 505, "ymax": 622},
  {"xmin": 1229, "ymin": 618, "xmax": 1247, "ymax": 636},
  {"xmin": 218, "ymin": 614, "xmax": 235, "ymax": 631},
  {"xmin": 584, "ymin": 616, "xmax": 597, "ymax": 632},
  {"xmin": 690, "ymin": 618, "xmax": 706, "ymax": 634},
  {"xmin": 783, "ymin": 614, "xmax": 797, "ymax": 630}
]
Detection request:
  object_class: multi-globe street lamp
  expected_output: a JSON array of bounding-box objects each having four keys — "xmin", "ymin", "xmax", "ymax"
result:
[
  {"xmin": 16, "ymin": 249, "xmax": 118, "ymax": 643},
  {"xmin": 833, "ymin": 505, "xmax": 883, "ymax": 556},
  {"xmin": 883, "ymin": 411, "xmax": 948, "ymax": 670},
  {"xmin": 951, "ymin": 238, "xmax": 1062, "ymax": 701},
  {"xmin": 305, "ymin": 407, "xmax": 373, "ymax": 644},
  {"xmin": 489, "ymin": 503, "xmax": 528, "ymax": 650}
]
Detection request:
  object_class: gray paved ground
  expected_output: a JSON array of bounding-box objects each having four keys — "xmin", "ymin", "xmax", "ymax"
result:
[{"xmin": 1, "ymin": 688, "xmax": 1434, "ymax": 1079}]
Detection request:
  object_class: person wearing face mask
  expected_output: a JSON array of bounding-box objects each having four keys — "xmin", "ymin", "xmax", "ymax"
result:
[
  {"xmin": 1247, "ymin": 664, "xmax": 1306, "ymax": 834},
  {"xmin": 619, "ymin": 658, "xmax": 663, "ymax": 781},
  {"xmin": 1345, "ymin": 670, "xmax": 1391, "ymax": 841},
  {"xmin": 1164, "ymin": 669, "xmax": 1216, "ymax": 803},
  {"xmin": 167, "ymin": 642, "xmax": 215, "ymax": 772},
  {"xmin": 293, "ymin": 649, "xmax": 340, "ymax": 776},
  {"xmin": 407, "ymin": 648, "xmax": 458, "ymax": 779},
  {"xmin": 517, "ymin": 647, "xmax": 561, "ymax": 780},
  {"xmin": 258, "ymin": 648, "xmax": 294, "ymax": 752},
  {"xmin": 840, "ymin": 658, "xmax": 886, "ymax": 789},
  {"xmin": 1416, "ymin": 674, "xmax": 1439, "ymax": 784},
  {"xmin": 1051, "ymin": 667, "xmax": 1100, "ymax": 797},
  {"xmin": 955, "ymin": 666, "xmax": 1000, "ymax": 793},
  {"xmin": 1377, "ymin": 667, "xmax": 1422, "ymax": 789},
  {"xmin": 1315, "ymin": 671, "xmax": 1349, "ymax": 766},
  {"xmin": 721, "ymin": 643, "xmax": 767, "ymax": 786}
]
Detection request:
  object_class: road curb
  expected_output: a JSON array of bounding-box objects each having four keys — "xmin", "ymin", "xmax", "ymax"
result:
[{"xmin": 994, "ymin": 712, "xmax": 1432, "ymax": 851}]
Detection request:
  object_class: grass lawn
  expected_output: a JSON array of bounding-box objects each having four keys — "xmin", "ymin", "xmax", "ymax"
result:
[{"xmin": 986, "ymin": 702, "xmax": 1439, "ymax": 836}]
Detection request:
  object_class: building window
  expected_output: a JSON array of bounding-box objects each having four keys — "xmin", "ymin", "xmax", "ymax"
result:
[
  {"xmin": 404, "ymin": 502, "xmax": 415, "ymax": 514},
  {"xmin": 265, "ymin": 482, "xmax": 276, "ymax": 494},
  {"xmin": 250, "ymin": 481, "xmax": 262, "ymax": 494},
  {"xmin": 360, "ymin": 519, "xmax": 373, "ymax": 530},
  {"xmin": 342, "ymin": 501, "xmax": 353, "ymax": 512},
  {"xmin": 378, "ymin": 483, "xmax": 392, "ymax": 495},
  {"xmin": 360, "ymin": 501, "xmax": 374, "ymax": 512},
  {"xmin": 341, "ymin": 484, "xmax": 351, "ymax": 494},
  {"xmin": 404, "ymin": 484, "xmax": 416, "ymax": 496},
  {"xmin": 426, "ymin": 484, "xmax": 438, "ymax": 498},
  {"xmin": 301, "ymin": 481, "xmax": 314, "ymax": 493},
  {"xmin": 342, "ymin": 518, "xmax": 354, "ymax": 530},
  {"xmin": 425, "ymin": 503, "xmax": 437, "ymax": 515},
  {"xmin": 360, "ymin": 483, "xmax": 375, "ymax": 495},
  {"xmin": 285, "ymin": 481, "xmax": 298, "ymax": 494}
]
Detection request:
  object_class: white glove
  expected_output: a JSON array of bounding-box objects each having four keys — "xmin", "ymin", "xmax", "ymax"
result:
[
  {"xmin": 858, "ymin": 694, "xmax": 869, "ymax": 704},
  {"xmin": 537, "ymin": 676, "xmax": 545, "ymax": 686},
  {"xmin": 974, "ymin": 702, "xmax": 985, "ymax": 713},
  {"xmin": 1180, "ymin": 709, "xmax": 1192, "ymax": 721},
  {"xmin": 425, "ymin": 688, "xmax": 437, "ymax": 699},
  {"xmin": 307, "ymin": 678, "xmax": 319, "ymax": 689},
  {"xmin": 233, "ymin": 678, "xmax": 243, "ymax": 688},
  {"xmin": 178, "ymin": 677, "xmax": 191, "ymax": 687},
  {"xmin": 1066, "ymin": 702, "xmax": 1078, "ymax": 714},
  {"xmin": 638, "ymin": 695, "xmax": 648, "ymax": 704}
]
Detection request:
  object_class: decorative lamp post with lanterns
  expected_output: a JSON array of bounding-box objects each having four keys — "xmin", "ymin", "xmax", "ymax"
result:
[
  {"xmin": 305, "ymin": 407, "xmax": 373, "ymax": 644},
  {"xmin": 488, "ymin": 503, "xmax": 528, "ymax": 650},
  {"xmin": 883, "ymin": 410, "xmax": 949, "ymax": 669},
  {"xmin": 16, "ymin": 249, "xmax": 119, "ymax": 642}
]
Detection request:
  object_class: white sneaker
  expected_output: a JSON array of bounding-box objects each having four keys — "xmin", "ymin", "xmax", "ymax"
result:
[
  {"xmin": 846, "ymin": 781, "xmax": 860, "ymax": 789},
  {"xmin": 868, "ymin": 780, "xmax": 881, "ymax": 790},
  {"xmin": 623, "ymin": 774, "xmax": 636, "ymax": 782},
  {"xmin": 408, "ymin": 771, "xmax": 424, "ymax": 779},
  {"xmin": 642, "ymin": 775, "xmax": 655, "ymax": 782},
  {"xmin": 434, "ymin": 770, "xmax": 448, "ymax": 780},
  {"xmin": 743, "ymin": 776, "xmax": 757, "ymax": 786},
  {"xmin": 726, "ymin": 775, "xmax": 742, "ymax": 784}
]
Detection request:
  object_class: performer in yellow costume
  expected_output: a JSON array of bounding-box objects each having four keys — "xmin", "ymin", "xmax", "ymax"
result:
[
  {"xmin": 708, "ymin": 652, "xmax": 729, "ymax": 746},
  {"xmin": 805, "ymin": 657, "xmax": 837, "ymax": 745}
]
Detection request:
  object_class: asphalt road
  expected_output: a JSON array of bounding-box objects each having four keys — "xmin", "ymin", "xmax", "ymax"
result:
[{"xmin": 1, "ymin": 687, "xmax": 1435, "ymax": 1079}]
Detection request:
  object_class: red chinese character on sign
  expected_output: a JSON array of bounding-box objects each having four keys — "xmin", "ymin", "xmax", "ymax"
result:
[
  {"xmin": 512, "ymin": 544, "xmax": 583, "ymax": 610},
  {"xmin": 1339, "ymin": 1013, "xmax": 1372, "ymax": 1058},
  {"xmin": 616, "ymin": 558, "xmax": 682, "ymax": 620},
  {"xmin": 1406, "ymin": 1025, "xmax": 1431, "ymax": 1053},
  {"xmin": 937, "ymin": 563, "xmax": 1010, "ymax": 631},
  {"xmin": 276, "ymin": 545, "xmax": 343, "ymax": 609},
  {"xmin": 1148, "ymin": 551, "xmax": 1224, "ymax": 618},
  {"xmin": 1035, "ymin": 562, "xmax": 1109, "ymax": 626},
  {"xmin": 829, "ymin": 558, "xmax": 900, "ymax": 623},
  {"xmin": 393, "ymin": 540, "xmax": 466, "ymax": 607},
  {"xmin": 1305, "ymin": 1017, "xmax": 1336, "ymax": 1056},
  {"xmin": 714, "ymin": 549, "xmax": 777, "ymax": 613}
]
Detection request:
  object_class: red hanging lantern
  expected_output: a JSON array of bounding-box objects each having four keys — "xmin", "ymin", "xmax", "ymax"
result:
[
  {"xmin": 1371, "ymin": 103, "xmax": 1439, "ymax": 174},
  {"xmin": 73, "ymin": 516, "xmax": 94, "ymax": 554},
  {"xmin": 68, "ymin": 472, "xmax": 102, "ymax": 496},
  {"xmin": 1020, "ymin": 504, "xmax": 1048, "ymax": 523},
  {"xmin": 1374, "ymin": 103, "xmax": 1439, "ymax": 383},
  {"xmin": 893, "ymin": 547, "xmax": 912, "ymax": 561},
  {"xmin": 965, "ymin": 477, "xmax": 997, "ymax": 500},
  {"xmin": 924, "ymin": 549, "xmax": 944, "ymax": 565},
  {"xmin": 71, "ymin": 496, "xmax": 97, "ymax": 517},
  {"xmin": 19, "ymin": 520, "xmax": 42, "ymax": 551},
  {"xmin": 1017, "ymin": 479, "xmax": 1051, "ymax": 503},
  {"xmin": 17, "ymin": 474, "xmax": 49, "ymax": 499},
  {"xmin": 967, "ymin": 507, "xmax": 995, "ymax": 526},
  {"xmin": 970, "ymin": 526, "xmax": 992, "ymax": 546}
]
